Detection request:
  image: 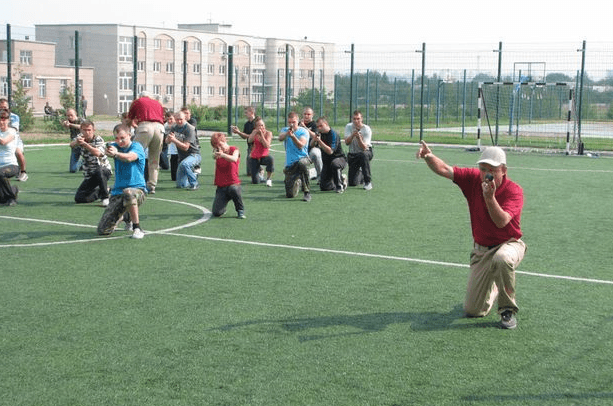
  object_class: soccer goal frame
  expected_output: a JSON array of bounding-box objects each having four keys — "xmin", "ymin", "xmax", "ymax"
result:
[{"xmin": 477, "ymin": 81, "xmax": 576, "ymax": 154}]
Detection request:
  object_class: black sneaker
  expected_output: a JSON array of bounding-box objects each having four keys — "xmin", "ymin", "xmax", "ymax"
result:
[{"xmin": 500, "ymin": 310, "xmax": 517, "ymax": 329}]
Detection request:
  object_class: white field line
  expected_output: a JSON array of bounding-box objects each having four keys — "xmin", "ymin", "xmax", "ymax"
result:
[
  {"xmin": 2, "ymin": 214, "xmax": 612, "ymax": 285},
  {"xmin": 3, "ymin": 148, "xmax": 612, "ymax": 285}
]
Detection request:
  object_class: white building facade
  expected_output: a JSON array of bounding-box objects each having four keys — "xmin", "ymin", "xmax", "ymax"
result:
[{"xmin": 35, "ymin": 24, "xmax": 336, "ymax": 116}]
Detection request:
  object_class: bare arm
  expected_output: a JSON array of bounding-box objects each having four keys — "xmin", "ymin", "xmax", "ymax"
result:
[
  {"xmin": 214, "ymin": 147, "xmax": 240, "ymax": 163},
  {"xmin": 0, "ymin": 133, "xmax": 15, "ymax": 145},
  {"xmin": 416, "ymin": 141, "xmax": 454, "ymax": 180}
]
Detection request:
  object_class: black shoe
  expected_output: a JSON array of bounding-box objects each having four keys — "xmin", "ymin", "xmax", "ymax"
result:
[{"xmin": 500, "ymin": 310, "xmax": 517, "ymax": 329}]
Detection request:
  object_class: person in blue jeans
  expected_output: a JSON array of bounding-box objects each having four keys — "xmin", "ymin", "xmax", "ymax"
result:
[{"xmin": 166, "ymin": 111, "xmax": 201, "ymax": 190}]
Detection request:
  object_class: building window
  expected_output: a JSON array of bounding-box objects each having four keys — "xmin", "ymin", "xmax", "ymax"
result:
[
  {"xmin": 138, "ymin": 37, "xmax": 146, "ymax": 48},
  {"xmin": 166, "ymin": 62, "xmax": 174, "ymax": 73},
  {"xmin": 38, "ymin": 79, "xmax": 46, "ymax": 97},
  {"xmin": 193, "ymin": 63, "xmax": 201, "ymax": 74},
  {"xmin": 69, "ymin": 59, "xmax": 82, "ymax": 67},
  {"xmin": 166, "ymin": 85, "xmax": 174, "ymax": 95},
  {"xmin": 166, "ymin": 39, "xmax": 174, "ymax": 50},
  {"xmin": 20, "ymin": 50, "xmax": 32, "ymax": 65},
  {"xmin": 137, "ymin": 61, "xmax": 146, "ymax": 71},
  {"xmin": 208, "ymin": 43, "xmax": 215, "ymax": 53},
  {"xmin": 153, "ymin": 61, "xmax": 161, "ymax": 72},
  {"xmin": 0, "ymin": 77, "xmax": 7, "ymax": 96},
  {"xmin": 193, "ymin": 42, "xmax": 201, "ymax": 52},
  {"xmin": 153, "ymin": 85, "xmax": 161, "ymax": 96},
  {"xmin": 21, "ymin": 74, "xmax": 32, "ymax": 88},
  {"xmin": 253, "ymin": 50, "xmax": 265, "ymax": 64},
  {"xmin": 218, "ymin": 87, "xmax": 226, "ymax": 96},
  {"xmin": 193, "ymin": 86, "xmax": 201, "ymax": 96},
  {"xmin": 207, "ymin": 86, "xmax": 214, "ymax": 96},
  {"xmin": 119, "ymin": 72, "xmax": 133, "ymax": 91},
  {"xmin": 119, "ymin": 95, "xmax": 133, "ymax": 114},
  {"xmin": 207, "ymin": 64, "xmax": 215, "ymax": 75},
  {"xmin": 154, "ymin": 39, "xmax": 161, "ymax": 50},
  {"xmin": 137, "ymin": 84, "xmax": 146, "ymax": 94},
  {"xmin": 60, "ymin": 79, "xmax": 68, "ymax": 93},
  {"xmin": 218, "ymin": 65, "xmax": 226, "ymax": 75},
  {"xmin": 118, "ymin": 36, "xmax": 133, "ymax": 62},
  {"xmin": 252, "ymin": 69, "xmax": 264, "ymax": 84}
]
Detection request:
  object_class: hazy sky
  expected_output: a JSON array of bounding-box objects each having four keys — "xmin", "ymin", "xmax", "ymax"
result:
[{"xmin": 4, "ymin": 0, "xmax": 611, "ymax": 45}]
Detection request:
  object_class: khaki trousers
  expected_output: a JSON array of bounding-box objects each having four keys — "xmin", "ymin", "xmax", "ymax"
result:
[
  {"xmin": 134, "ymin": 121, "xmax": 164, "ymax": 191},
  {"xmin": 464, "ymin": 239, "xmax": 526, "ymax": 317}
]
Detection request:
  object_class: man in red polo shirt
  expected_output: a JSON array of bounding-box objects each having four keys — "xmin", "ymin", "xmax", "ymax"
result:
[
  {"xmin": 127, "ymin": 91, "xmax": 165, "ymax": 194},
  {"xmin": 417, "ymin": 141, "xmax": 526, "ymax": 329}
]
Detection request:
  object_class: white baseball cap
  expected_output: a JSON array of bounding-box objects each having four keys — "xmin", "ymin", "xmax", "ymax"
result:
[{"xmin": 477, "ymin": 147, "xmax": 506, "ymax": 167}]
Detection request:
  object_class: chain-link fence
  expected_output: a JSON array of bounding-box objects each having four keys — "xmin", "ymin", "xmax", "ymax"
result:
[{"xmin": 4, "ymin": 22, "xmax": 613, "ymax": 152}]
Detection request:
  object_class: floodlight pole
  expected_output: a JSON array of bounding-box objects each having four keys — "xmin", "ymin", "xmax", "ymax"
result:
[
  {"xmin": 576, "ymin": 40, "xmax": 586, "ymax": 154},
  {"xmin": 494, "ymin": 41, "xmax": 502, "ymax": 145},
  {"xmin": 6, "ymin": 25, "xmax": 12, "ymax": 107},
  {"xmin": 227, "ymin": 45, "xmax": 234, "ymax": 135},
  {"xmin": 183, "ymin": 40, "xmax": 188, "ymax": 108},
  {"xmin": 284, "ymin": 44, "xmax": 290, "ymax": 125},
  {"xmin": 348, "ymin": 44, "xmax": 355, "ymax": 122},
  {"xmin": 75, "ymin": 31, "xmax": 80, "ymax": 116},
  {"xmin": 133, "ymin": 35, "xmax": 138, "ymax": 101},
  {"xmin": 417, "ymin": 43, "xmax": 426, "ymax": 141}
]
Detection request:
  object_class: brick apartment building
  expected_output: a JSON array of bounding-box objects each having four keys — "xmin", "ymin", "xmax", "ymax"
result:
[{"xmin": 1, "ymin": 39, "xmax": 94, "ymax": 116}]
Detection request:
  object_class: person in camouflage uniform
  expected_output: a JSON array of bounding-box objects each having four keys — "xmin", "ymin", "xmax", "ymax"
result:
[{"xmin": 70, "ymin": 120, "xmax": 112, "ymax": 205}]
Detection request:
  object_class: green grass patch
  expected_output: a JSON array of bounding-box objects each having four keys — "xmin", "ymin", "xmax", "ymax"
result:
[{"xmin": 1, "ymin": 143, "xmax": 612, "ymax": 405}]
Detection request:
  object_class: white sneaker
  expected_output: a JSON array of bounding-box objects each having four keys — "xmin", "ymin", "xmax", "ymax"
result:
[
  {"xmin": 17, "ymin": 171, "xmax": 28, "ymax": 182},
  {"xmin": 131, "ymin": 228, "xmax": 144, "ymax": 239},
  {"xmin": 101, "ymin": 198, "xmax": 109, "ymax": 207},
  {"xmin": 363, "ymin": 182, "xmax": 373, "ymax": 191},
  {"xmin": 266, "ymin": 179, "xmax": 272, "ymax": 187}
]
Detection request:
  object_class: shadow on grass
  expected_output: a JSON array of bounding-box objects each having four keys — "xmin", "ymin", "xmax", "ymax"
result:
[
  {"xmin": 1, "ymin": 229, "xmax": 98, "ymax": 242},
  {"xmin": 210, "ymin": 304, "xmax": 502, "ymax": 342},
  {"xmin": 462, "ymin": 392, "xmax": 613, "ymax": 403}
]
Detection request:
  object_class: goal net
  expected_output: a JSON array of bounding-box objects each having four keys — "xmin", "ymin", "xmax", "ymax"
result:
[{"xmin": 477, "ymin": 81, "xmax": 577, "ymax": 153}]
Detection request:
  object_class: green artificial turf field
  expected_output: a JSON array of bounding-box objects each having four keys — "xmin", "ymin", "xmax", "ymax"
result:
[{"xmin": 1, "ymin": 141, "xmax": 612, "ymax": 405}]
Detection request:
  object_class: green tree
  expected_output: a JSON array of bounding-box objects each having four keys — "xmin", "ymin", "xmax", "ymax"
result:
[
  {"xmin": 59, "ymin": 85, "xmax": 76, "ymax": 112},
  {"xmin": 11, "ymin": 70, "xmax": 35, "ymax": 132}
]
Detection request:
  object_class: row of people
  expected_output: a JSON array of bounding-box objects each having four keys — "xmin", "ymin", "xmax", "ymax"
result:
[
  {"xmin": 69, "ymin": 107, "xmax": 374, "ymax": 214},
  {"xmin": 231, "ymin": 107, "xmax": 374, "ymax": 200}
]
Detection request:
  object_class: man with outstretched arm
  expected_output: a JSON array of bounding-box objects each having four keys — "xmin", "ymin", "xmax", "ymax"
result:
[{"xmin": 416, "ymin": 140, "xmax": 526, "ymax": 329}]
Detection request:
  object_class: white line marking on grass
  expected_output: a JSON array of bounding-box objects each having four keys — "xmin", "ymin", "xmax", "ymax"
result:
[
  {"xmin": 3, "ymin": 211, "xmax": 612, "ymax": 285},
  {"xmin": 0, "ymin": 197, "xmax": 211, "ymax": 248},
  {"xmin": 158, "ymin": 232, "xmax": 613, "ymax": 285},
  {"xmin": 0, "ymin": 215, "xmax": 97, "ymax": 229}
]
